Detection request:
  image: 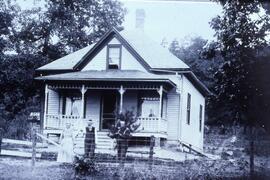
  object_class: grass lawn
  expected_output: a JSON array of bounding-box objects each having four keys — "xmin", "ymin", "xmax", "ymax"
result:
[
  {"xmin": 1, "ymin": 155, "xmax": 270, "ymax": 180},
  {"xmin": 0, "ymin": 157, "xmax": 73, "ymax": 180}
]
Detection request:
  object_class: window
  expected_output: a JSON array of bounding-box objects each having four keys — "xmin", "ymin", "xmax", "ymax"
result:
[
  {"xmin": 140, "ymin": 97, "xmax": 160, "ymax": 117},
  {"xmin": 107, "ymin": 45, "xmax": 121, "ymax": 69},
  {"xmin": 199, "ymin": 105, "xmax": 203, "ymax": 132},
  {"xmin": 186, "ymin": 93, "xmax": 191, "ymax": 125},
  {"xmin": 62, "ymin": 96, "xmax": 81, "ymax": 116}
]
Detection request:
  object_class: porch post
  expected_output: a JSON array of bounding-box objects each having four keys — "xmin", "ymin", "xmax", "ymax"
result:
[
  {"xmin": 158, "ymin": 85, "xmax": 163, "ymax": 118},
  {"xmin": 157, "ymin": 85, "xmax": 163, "ymax": 133},
  {"xmin": 43, "ymin": 84, "xmax": 48, "ymax": 129},
  {"xmin": 80, "ymin": 84, "xmax": 87, "ymax": 119},
  {"xmin": 119, "ymin": 85, "xmax": 126, "ymax": 113}
]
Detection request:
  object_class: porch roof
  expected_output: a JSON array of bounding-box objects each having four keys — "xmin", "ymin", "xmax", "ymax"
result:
[{"xmin": 35, "ymin": 70, "xmax": 177, "ymax": 87}]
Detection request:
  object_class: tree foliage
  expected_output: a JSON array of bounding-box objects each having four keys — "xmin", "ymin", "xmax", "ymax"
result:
[
  {"xmin": 207, "ymin": 0, "xmax": 270, "ymax": 129},
  {"xmin": 0, "ymin": 0, "xmax": 126, "ymax": 138},
  {"xmin": 12, "ymin": 0, "xmax": 126, "ymax": 58},
  {"xmin": 169, "ymin": 37, "xmax": 222, "ymax": 89}
]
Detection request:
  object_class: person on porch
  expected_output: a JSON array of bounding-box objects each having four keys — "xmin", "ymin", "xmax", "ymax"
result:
[{"xmin": 57, "ymin": 122, "xmax": 75, "ymax": 163}]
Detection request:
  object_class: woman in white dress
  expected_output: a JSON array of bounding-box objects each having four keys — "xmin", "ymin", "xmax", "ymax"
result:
[{"xmin": 57, "ymin": 123, "xmax": 74, "ymax": 163}]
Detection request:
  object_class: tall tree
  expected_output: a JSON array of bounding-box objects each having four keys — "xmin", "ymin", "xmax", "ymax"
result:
[
  {"xmin": 0, "ymin": 0, "xmax": 126, "ymax": 138},
  {"xmin": 208, "ymin": 0, "xmax": 270, "ymax": 176},
  {"xmin": 209, "ymin": 0, "xmax": 270, "ymax": 126},
  {"xmin": 0, "ymin": 0, "xmax": 16, "ymax": 56},
  {"xmin": 12, "ymin": 0, "xmax": 126, "ymax": 59},
  {"xmin": 170, "ymin": 37, "xmax": 222, "ymax": 89}
]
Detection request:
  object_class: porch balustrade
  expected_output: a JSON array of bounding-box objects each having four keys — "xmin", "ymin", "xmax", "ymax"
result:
[
  {"xmin": 137, "ymin": 117, "xmax": 167, "ymax": 133},
  {"xmin": 45, "ymin": 114, "xmax": 168, "ymax": 134},
  {"xmin": 45, "ymin": 114, "xmax": 85, "ymax": 130}
]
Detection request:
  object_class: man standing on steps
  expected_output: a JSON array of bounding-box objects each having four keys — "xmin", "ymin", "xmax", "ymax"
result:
[{"xmin": 85, "ymin": 120, "xmax": 95, "ymax": 158}]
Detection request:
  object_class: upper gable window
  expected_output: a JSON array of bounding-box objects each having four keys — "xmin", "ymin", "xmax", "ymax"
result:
[{"xmin": 107, "ymin": 45, "xmax": 121, "ymax": 69}]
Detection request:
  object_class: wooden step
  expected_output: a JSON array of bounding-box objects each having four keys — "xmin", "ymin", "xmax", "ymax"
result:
[{"xmin": 96, "ymin": 131, "xmax": 114, "ymax": 150}]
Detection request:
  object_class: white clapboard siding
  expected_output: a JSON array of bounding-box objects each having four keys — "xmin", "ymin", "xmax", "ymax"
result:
[
  {"xmin": 121, "ymin": 46, "xmax": 147, "ymax": 72},
  {"xmin": 47, "ymin": 89, "xmax": 60, "ymax": 114},
  {"xmin": 166, "ymin": 89, "xmax": 180, "ymax": 140},
  {"xmin": 82, "ymin": 37, "xmax": 147, "ymax": 72},
  {"xmin": 180, "ymin": 75, "xmax": 205, "ymax": 150},
  {"xmin": 108, "ymin": 38, "xmax": 121, "ymax": 44},
  {"xmin": 85, "ymin": 91, "xmax": 101, "ymax": 129},
  {"xmin": 82, "ymin": 48, "xmax": 107, "ymax": 71}
]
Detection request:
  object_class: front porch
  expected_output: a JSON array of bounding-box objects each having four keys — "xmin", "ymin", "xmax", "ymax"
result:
[
  {"xmin": 44, "ymin": 115, "xmax": 168, "ymax": 138},
  {"xmin": 42, "ymin": 81, "xmax": 171, "ymax": 138}
]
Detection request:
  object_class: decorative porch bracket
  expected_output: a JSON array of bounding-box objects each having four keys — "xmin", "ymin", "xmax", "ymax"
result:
[
  {"xmin": 80, "ymin": 84, "xmax": 87, "ymax": 119},
  {"xmin": 118, "ymin": 85, "xmax": 126, "ymax": 113}
]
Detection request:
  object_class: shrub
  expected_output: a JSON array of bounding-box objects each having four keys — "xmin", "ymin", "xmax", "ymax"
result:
[{"xmin": 73, "ymin": 156, "xmax": 97, "ymax": 177}]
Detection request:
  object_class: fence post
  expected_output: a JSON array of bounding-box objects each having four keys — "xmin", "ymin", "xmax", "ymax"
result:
[
  {"xmin": 149, "ymin": 135, "xmax": 155, "ymax": 170},
  {"xmin": 32, "ymin": 128, "xmax": 37, "ymax": 167}
]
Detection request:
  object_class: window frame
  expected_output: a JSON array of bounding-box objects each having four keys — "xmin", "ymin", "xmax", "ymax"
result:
[
  {"xmin": 199, "ymin": 104, "xmax": 203, "ymax": 132},
  {"xmin": 62, "ymin": 95, "xmax": 82, "ymax": 116},
  {"xmin": 106, "ymin": 44, "xmax": 122, "ymax": 70},
  {"xmin": 139, "ymin": 97, "xmax": 160, "ymax": 117},
  {"xmin": 186, "ymin": 93, "xmax": 191, "ymax": 125}
]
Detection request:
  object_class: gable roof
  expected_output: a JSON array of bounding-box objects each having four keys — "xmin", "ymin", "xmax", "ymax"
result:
[
  {"xmin": 35, "ymin": 28, "xmax": 210, "ymax": 96},
  {"xmin": 37, "ymin": 44, "xmax": 95, "ymax": 71},
  {"xmin": 119, "ymin": 30, "xmax": 189, "ymax": 69},
  {"xmin": 36, "ymin": 28, "xmax": 189, "ymax": 72}
]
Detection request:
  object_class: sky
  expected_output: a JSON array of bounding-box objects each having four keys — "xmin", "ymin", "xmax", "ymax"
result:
[
  {"xmin": 121, "ymin": 0, "xmax": 222, "ymax": 44},
  {"xmin": 17, "ymin": 0, "xmax": 222, "ymax": 44}
]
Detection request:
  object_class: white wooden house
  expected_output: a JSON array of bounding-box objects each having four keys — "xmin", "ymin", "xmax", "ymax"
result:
[{"xmin": 35, "ymin": 28, "xmax": 210, "ymax": 152}]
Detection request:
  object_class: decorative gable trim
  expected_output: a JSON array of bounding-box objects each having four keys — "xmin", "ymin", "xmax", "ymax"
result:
[
  {"xmin": 73, "ymin": 29, "xmax": 115, "ymax": 71},
  {"xmin": 73, "ymin": 28, "xmax": 151, "ymax": 72}
]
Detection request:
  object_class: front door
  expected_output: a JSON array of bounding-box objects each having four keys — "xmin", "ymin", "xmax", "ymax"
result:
[{"xmin": 101, "ymin": 91, "xmax": 118, "ymax": 130}]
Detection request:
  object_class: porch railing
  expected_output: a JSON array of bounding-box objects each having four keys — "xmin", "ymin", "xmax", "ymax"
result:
[
  {"xmin": 137, "ymin": 117, "xmax": 168, "ymax": 133},
  {"xmin": 45, "ymin": 114, "xmax": 85, "ymax": 130},
  {"xmin": 45, "ymin": 115, "xmax": 168, "ymax": 134}
]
